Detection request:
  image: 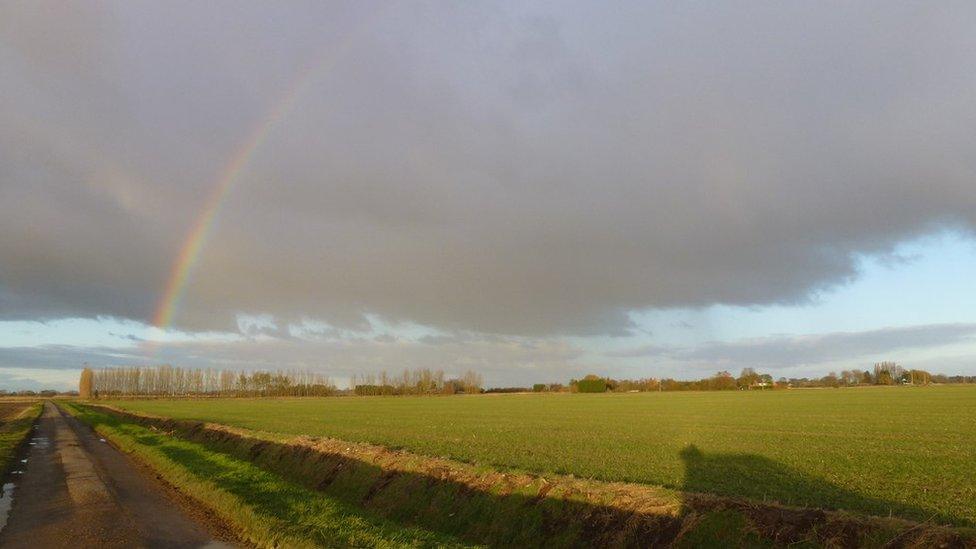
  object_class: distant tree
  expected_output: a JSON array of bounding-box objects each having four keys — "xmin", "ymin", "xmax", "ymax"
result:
[
  {"xmin": 875, "ymin": 369, "xmax": 893, "ymax": 385},
  {"xmin": 576, "ymin": 375, "xmax": 608, "ymax": 393},
  {"xmin": 737, "ymin": 368, "xmax": 760, "ymax": 388},
  {"xmin": 821, "ymin": 372, "xmax": 840, "ymax": 388},
  {"xmin": 903, "ymin": 369, "xmax": 931, "ymax": 385},
  {"xmin": 839, "ymin": 370, "xmax": 860, "ymax": 385},
  {"xmin": 711, "ymin": 371, "xmax": 737, "ymax": 390},
  {"xmin": 79, "ymin": 367, "xmax": 93, "ymax": 399},
  {"xmin": 874, "ymin": 361, "xmax": 903, "ymax": 385},
  {"xmin": 461, "ymin": 370, "xmax": 484, "ymax": 393}
]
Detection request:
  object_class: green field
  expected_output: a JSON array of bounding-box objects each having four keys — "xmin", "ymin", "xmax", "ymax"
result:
[
  {"xmin": 111, "ymin": 386, "xmax": 976, "ymax": 527},
  {"xmin": 0, "ymin": 400, "xmax": 42, "ymax": 479}
]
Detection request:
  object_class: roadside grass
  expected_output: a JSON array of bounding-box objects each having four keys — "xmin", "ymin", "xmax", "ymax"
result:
[
  {"xmin": 62, "ymin": 402, "xmax": 473, "ymax": 548},
  {"xmin": 109, "ymin": 386, "xmax": 976, "ymax": 526},
  {"xmin": 0, "ymin": 401, "xmax": 42, "ymax": 478}
]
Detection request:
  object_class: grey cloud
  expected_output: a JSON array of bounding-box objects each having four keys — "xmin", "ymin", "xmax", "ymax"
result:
[
  {"xmin": 0, "ymin": 334, "xmax": 588, "ymax": 388},
  {"xmin": 0, "ymin": 345, "xmax": 150, "ymax": 370},
  {"xmin": 109, "ymin": 332, "xmax": 144, "ymax": 342},
  {"xmin": 611, "ymin": 323, "xmax": 976, "ymax": 368},
  {"xmin": 604, "ymin": 344, "xmax": 670, "ymax": 359},
  {"xmin": 3, "ymin": 3, "xmax": 976, "ymax": 337},
  {"xmin": 418, "ymin": 334, "xmax": 462, "ymax": 346},
  {"xmin": 237, "ymin": 316, "xmax": 295, "ymax": 340}
]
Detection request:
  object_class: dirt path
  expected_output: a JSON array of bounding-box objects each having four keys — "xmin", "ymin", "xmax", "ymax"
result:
[{"xmin": 0, "ymin": 402, "xmax": 238, "ymax": 548}]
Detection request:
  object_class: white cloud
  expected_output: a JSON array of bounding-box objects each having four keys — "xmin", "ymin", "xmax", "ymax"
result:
[{"xmin": 0, "ymin": 367, "xmax": 79, "ymax": 391}]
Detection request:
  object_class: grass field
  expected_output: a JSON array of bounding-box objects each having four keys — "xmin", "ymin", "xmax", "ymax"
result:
[
  {"xmin": 110, "ymin": 386, "xmax": 976, "ymax": 527},
  {"xmin": 0, "ymin": 400, "xmax": 42, "ymax": 479}
]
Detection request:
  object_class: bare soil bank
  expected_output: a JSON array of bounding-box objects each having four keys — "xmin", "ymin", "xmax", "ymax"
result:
[{"xmin": 87, "ymin": 403, "xmax": 975, "ymax": 548}]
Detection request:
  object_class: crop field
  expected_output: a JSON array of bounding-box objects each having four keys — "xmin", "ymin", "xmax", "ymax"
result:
[
  {"xmin": 0, "ymin": 400, "xmax": 42, "ymax": 478},
  {"xmin": 110, "ymin": 386, "xmax": 976, "ymax": 527}
]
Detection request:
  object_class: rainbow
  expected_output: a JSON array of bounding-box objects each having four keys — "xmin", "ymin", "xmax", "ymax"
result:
[
  {"xmin": 150, "ymin": 6, "xmax": 393, "ymax": 335},
  {"xmin": 152, "ymin": 24, "xmax": 380, "ymax": 332},
  {"xmin": 151, "ymin": 71, "xmax": 313, "ymax": 331}
]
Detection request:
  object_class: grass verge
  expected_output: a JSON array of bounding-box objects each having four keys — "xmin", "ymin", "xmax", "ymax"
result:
[{"xmin": 61, "ymin": 402, "xmax": 472, "ymax": 548}]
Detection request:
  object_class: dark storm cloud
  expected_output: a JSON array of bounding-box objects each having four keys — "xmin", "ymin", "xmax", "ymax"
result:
[{"xmin": 3, "ymin": 2, "xmax": 976, "ymax": 336}]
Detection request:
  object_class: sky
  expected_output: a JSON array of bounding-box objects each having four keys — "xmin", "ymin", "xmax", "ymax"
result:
[{"xmin": 2, "ymin": 2, "xmax": 976, "ymax": 390}]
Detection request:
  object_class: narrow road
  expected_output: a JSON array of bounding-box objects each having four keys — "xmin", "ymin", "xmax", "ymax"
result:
[{"xmin": 0, "ymin": 402, "xmax": 237, "ymax": 548}]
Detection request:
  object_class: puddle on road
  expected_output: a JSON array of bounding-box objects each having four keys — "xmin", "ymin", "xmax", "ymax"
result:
[
  {"xmin": 0, "ymin": 429, "xmax": 42, "ymax": 533},
  {"xmin": 0, "ymin": 482, "xmax": 15, "ymax": 533},
  {"xmin": 28, "ymin": 436, "xmax": 49, "ymax": 449},
  {"xmin": 0, "ymin": 443, "xmax": 32, "ymax": 533}
]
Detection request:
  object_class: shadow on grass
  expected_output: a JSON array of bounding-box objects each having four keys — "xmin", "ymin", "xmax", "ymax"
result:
[
  {"xmin": 85, "ymin": 411, "xmax": 469, "ymax": 547},
  {"xmin": 74, "ymin": 406, "xmax": 686, "ymax": 547},
  {"xmin": 73, "ymin": 405, "xmax": 973, "ymax": 548},
  {"xmin": 678, "ymin": 445, "xmax": 967, "ymax": 527}
]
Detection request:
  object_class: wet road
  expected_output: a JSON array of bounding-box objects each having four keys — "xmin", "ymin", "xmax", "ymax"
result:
[{"xmin": 0, "ymin": 402, "xmax": 236, "ymax": 548}]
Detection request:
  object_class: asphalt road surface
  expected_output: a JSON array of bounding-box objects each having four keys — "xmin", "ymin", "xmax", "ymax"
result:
[{"xmin": 0, "ymin": 402, "xmax": 238, "ymax": 548}]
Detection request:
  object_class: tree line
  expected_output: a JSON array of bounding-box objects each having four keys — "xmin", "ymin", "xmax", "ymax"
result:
[
  {"xmin": 804, "ymin": 362, "xmax": 948, "ymax": 387},
  {"xmin": 78, "ymin": 365, "xmax": 484, "ymax": 398},
  {"xmin": 352, "ymin": 368, "xmax": 483, "ymax": 395},
  {"xmin": 77, "ymin": 361, "xmax": 973, "ymax": 399},
  {"xmin": 543, "ymin": 362, "xmax": 973, "ymax": 393},
  {"xmin": 0, "ymin": 389, "xmax": 74, "ymax": 397},
  {"xmin": 80, "ymin": 365, "xmax": 336, "ymax": 398}
]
